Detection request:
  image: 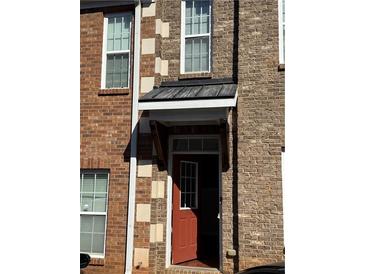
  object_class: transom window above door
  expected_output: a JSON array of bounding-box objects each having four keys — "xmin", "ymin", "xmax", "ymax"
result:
[
  {"xmin": 181, "ymin": 0, "xmax": 211, "ymax": 73},
  {"xmin": 101, "ymin": 13, "xmax": 132, "ymax": 89},
  {"xmin": 173, "ymin": 137, "xmax": 219, "ymax": 153}
]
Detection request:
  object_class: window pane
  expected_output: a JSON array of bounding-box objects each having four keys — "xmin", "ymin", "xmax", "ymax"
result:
[
  {"xmin": 193, "ymin": 16, "xmax": 200, "ymax": 34},
  {"xmin": 203, "ymin": 138, "xmax": 219, "ymax": 151},
  {"xmin": 173, "ymin": 139, "xmax": 188, "ymax": 151},
  {"xmin": 201, "ymin": 15, "xmax": 209, "ymax": 33},
  {"xmin": 189, "ymin": 138, "xmax": 202, "ymax": 151},
  {"xmin": 107, "ymin": 18, "xmax": 114, "ymax": 51},
  {"xmin": 82, "ymin": 174, "xmax": 94, "ymax": 192},
  {"xmin": 122, "ymin": 36, "xmax": 130, "ymax": 51},
  {"xmin": 185, "ymin": 17, "xmax": 192, "ymax": 35},
  {"xmin": 185, "ymin": 39, "xmax": 193, "ymax": 72},
  {"xmin": 185, "ymin": 194, "xmax": 191, "ymax": 208},
  {"xmin": 181, "ymin": 193, "xmax": 186, "ymax": 207},
  {"xmin": 81, "ymin": 194, "xmax": 94, "ymax": 212},
  {"xmin": 122, "ymin": 16, "xmax": 131, "ymax": 50},
  {"xmin": 94, "ymin": 193, "xmax": 107, "ymax": 212},
  {"xmin": 191, "ymin": 193, "xmax": 196, "ymax": 208},
  {"xmin": 80, "ymin": 233, "xmax": 92, "ymax": 253},
  {"xmin": 95, "ymin": 174, "xmax": 108, "ymax": 192},
  {"xmin": 201, "ymin": 1, "xmax": 210, "ymax": 16},
  {"xmin": 186, "ymin": 0, "xmax": 193, "ymax": 17},
  {"xmin": 92, "ymin": 233, "xmax": 105, "ymax": 254},
  {"xmin": 93, "ymin": 216, "xmax": 106, "ymax": 233},
  {"xmin": 80, "ymin": 215, "xmax": 93, "ymax": 232}
]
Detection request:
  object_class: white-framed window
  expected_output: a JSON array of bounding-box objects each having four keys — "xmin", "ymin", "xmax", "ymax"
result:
[
  {"xmin": 180, "ymin": 161, "xmax": 198, "ymax": 209},
  {"xmin": 101, "ymin": 13, "xmax": 132, "ymax": 89},
  {"xmin": 279, "ymin": 0, "xmax": 285, "ymax": 64},
  {"xmin": 181, "ymin": 0, "xmax": 211, "ymax": 73},
  {"xmin": 80, "ymin": 170, "xmax": 109, "ymax": 258}
]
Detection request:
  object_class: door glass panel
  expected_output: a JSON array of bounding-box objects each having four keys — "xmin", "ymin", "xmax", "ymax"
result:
[{"xmin": 180, "ymin": 161, "xmax": 198, "ymax": 209}]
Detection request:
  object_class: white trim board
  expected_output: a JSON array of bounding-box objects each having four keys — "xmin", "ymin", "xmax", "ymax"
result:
[{"xmin": 139, "ymin": 92, "xmax": 238, "ymax": 111}]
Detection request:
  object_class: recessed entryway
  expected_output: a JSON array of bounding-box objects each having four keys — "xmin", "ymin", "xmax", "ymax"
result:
[{"xmin": 169, "ymin": 136, "xmax": 221, "ymax": 270}]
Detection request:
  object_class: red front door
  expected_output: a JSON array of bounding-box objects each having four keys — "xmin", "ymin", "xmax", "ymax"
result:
[{"xmin": 172, "ymin": 155, "xmax": 199, "ymax": 264}]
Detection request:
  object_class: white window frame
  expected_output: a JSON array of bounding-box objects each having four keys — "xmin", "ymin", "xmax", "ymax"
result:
[
  {"xmin": 179, "ymin": 161, "xmax": 199, "ymax": 210},
  {"xmin": 80, "ymin": 170, "xmax": 110, "ymax": 258},
  {"xmin": 101, "ymin": 12, "xmax": 132, "ymax": 89},
  {"xmin": 180, "ymin": 0, "xmax": 212, "ymax": 74},
  {"xmin": 278, "ymin": 0, "xmax": 285, "ymax": 64}
]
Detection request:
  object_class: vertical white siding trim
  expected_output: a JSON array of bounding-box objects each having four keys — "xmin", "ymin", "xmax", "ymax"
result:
[
  {"xmin": 180, "ymin": 0, "xmax": 186, "ymax": 74},
  {"xmin": 125, "ymin": 2, "xmax": 141, "ymax": 274},
  {"xmin": 278, "ymin": 0, "xmax": 285, "ymax": 64}
]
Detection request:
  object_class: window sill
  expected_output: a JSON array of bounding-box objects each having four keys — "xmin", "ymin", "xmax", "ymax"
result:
[
  {"xmin": 89, "ymin": 257, "xmax": 105, "ymax": 266},
  {"xmin": 98, "ymin": 88, "xmax": 130, "ymax": 96},
  {"xmin": 278, "ymin": 64, "xmax": 285, "ymax": 71},
  {"xmin": 178, "ymin": 72, "xmax": 212, "ymax": 80}
]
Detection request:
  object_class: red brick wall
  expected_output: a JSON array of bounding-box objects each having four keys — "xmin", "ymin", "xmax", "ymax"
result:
[{"xmin": 80, "ymin": 9, "xmax": 133, "ymax": 274}]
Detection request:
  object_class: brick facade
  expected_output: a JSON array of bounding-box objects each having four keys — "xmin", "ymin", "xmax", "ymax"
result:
[{"xmin": 80, "ymin": 0, "xmax": 285, "ymax": 273}]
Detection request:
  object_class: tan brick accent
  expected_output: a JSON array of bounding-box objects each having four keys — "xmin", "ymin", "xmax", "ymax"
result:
[
  {"xmin": 136, "ymin": 204, "xmax": 151, "ymax": 222},
  {"xmin": 142, "ymin": 2, "xmax": 156, "ymax": 17},
  {"xmin": 140, "ymin": 77, "xmax": 155, "ymax": 93},
  {"xmin": 149, "ymin": 223, "xmax": 163, "ymax": 243},
  {"xmin": 161, "ymin": 22, "xmax": 170, "ymax": 38},
  {"xmin": 155, "ymin": 18, "xmax": 162, "ymax": 35},
  {"xmin": 160, "ymin": 60, "xmax": 169, "ymax": 76},
  {"xmin": 151, "ymin": 180, "xmax": 164, "ymax": 199},
  {"xmin": 141, "ymin": 38, "xmax": 155, "ymax": 55},
  {"xmin": 134, "ymin": 248, "xmax": 149, "ymax": 267},
  {"xmin": 137, "ymin": 159, "xmax": 152, "ymax": 177}
]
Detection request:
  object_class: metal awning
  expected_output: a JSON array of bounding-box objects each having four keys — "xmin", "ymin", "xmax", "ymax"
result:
[{"xmin": 138, "ymin": 78, "xmax": 237, "ymax": 110}]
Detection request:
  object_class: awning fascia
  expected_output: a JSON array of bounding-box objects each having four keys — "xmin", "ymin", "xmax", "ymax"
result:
[{"xmin": 138, "ymin": 92, "xmax": 238, "ymax": 111}]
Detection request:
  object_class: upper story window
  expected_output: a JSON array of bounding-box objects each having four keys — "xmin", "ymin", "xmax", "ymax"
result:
[
  {"xmin": 279, "ymin": 0, "xmax": 285, "ymax": 64},
  {"xmin": 101, "ymin": 13, "xmax": 132, "ymax": 89},
  {"xmin": 181, "ymin": 0, "xmax": 211, "ymax": 73},
  {"xmin": 80, "ymin": 170, "xmax": 109, "ymax": 257}
]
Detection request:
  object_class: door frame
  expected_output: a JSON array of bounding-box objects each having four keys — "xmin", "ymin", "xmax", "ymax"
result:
[{"xmin": 165, "ymin": 135, "xmax": 222, "ymax": 270}]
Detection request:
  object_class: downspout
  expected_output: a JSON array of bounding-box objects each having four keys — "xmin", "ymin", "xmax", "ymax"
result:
[{"xmin": 125, "ymin": 1, "xmax": 141, "ymax": 273}]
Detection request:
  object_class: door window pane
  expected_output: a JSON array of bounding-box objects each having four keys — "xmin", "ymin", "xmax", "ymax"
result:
[{"xmin": 180, "ymin": 161, "xmax": 198, "ymax": 209}]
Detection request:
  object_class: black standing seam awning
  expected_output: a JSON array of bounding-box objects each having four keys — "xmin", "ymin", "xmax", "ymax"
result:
[{"xmin": 139, "ymin": 78, "xmax": 237, "ymax": 102}]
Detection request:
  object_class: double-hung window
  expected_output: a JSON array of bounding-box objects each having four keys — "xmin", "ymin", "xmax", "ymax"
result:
[
  {"xmin": 181, "ymin": 0, "xmax": 211, "ymax": 73},
  {"xmin": 102, "ymin": 13, "xmax": 132, "ymax": 89},
  {"xmin": 80, "ymin": 170, "xmax": 109, "ymax": 257},
  {"xmin": 279, "ymin": 0, "xmax": 285, "ymax": 64}
]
